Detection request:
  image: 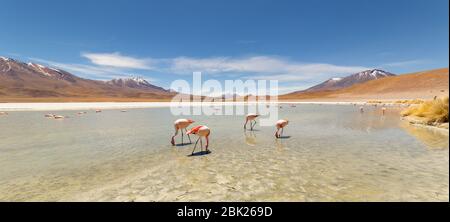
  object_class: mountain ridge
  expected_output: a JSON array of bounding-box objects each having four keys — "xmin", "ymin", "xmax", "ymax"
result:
[
  {"xmin": 0, "ymin": 56, "xmax": 175, "ymax": 101},
  {"xmin": 301, "ymin": 69, "xmax": 395, "ymax": 92},
  {"xmin": 281, "ymin": 68, "xmax": 449, "ymax": 101}
]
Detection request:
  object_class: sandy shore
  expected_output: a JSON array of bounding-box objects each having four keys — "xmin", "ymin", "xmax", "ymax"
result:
[
  {"xmin": 401, "ymin": 116, "xmax": 449, "ymax": 134},
  {"xmin": 0, "ymin": 101, "xmax": 385, "ymax": 111}
]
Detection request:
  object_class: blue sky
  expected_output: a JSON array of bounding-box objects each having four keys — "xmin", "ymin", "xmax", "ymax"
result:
[{"xmin": 1, "ymin": 0, "xmax": 448, "ymax": 93}]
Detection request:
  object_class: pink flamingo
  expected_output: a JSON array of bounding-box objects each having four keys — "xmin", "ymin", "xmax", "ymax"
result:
[
  {"xmin": 187, "ymin": 125, "xmax": 211, "ymax": 154},
  {"xmin": 171, "ymin": 119, "xmax": 195, "ymax": 145},
  {"xmin": 275, "ymin": 119, "xmax": 289, "ymax": 138},
  {"xmin": 244, "ymin": 113, "xmax": 259, "ymax": 130}
]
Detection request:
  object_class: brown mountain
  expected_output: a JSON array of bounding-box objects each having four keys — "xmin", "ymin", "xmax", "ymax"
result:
[
  {"xmin": 301, "ymin": 69, "xmax": 395, "ymax": 92},
  {"xmin": 281, "ymin": 68, "xmax": 449, "ymax": 101},
  {"xmin": 0, "ymin": 56, "xmax": 175, "ymax": 102}
]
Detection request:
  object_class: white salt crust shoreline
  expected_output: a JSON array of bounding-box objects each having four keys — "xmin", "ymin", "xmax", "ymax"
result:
[{"xmin": 0, "ymin": 101, "xmax": 392, "ymax": 111}]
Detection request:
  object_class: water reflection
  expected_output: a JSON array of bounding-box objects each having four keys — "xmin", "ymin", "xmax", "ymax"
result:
[
  {"xmin": 337, "ymin": 106, "xmax": 401, "ymax": 133},
  {"xmin": 244, "ymin": 131, "xmax": 257, "ymax": 146},
  {"xmin": 400, "ymin": 122, "xmax": 449, "ymax": 149},
  {"xmin": 275, "ymin": 138, "xmax": 287, "ymax": 150}
]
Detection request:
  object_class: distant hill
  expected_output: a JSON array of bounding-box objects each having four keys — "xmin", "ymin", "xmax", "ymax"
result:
[
  {"xmin": 281, "ymin": 68, "xmax": 449, "ymax": 101},
  {"xmin": 0, "ymin": 56, "xmax": 175, "ymax": 102},
  {"xmin": 106, "ymin": 77, "xmax": 168, "ymax": 92},
  {"xmin": 300, "ymin": 69, "xmax": 395, "ymax": 92}
]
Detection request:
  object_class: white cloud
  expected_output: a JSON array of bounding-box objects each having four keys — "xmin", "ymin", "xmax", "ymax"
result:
[
  {"xmin": 170, "ymin": 56, "xmax": 370, "ymax": 77},
  {"xmin": 245, "ymin": 74, "xmax": 312, "ymax": 82},
  {"xmin": 81, "ymin": 52, "xmax": 155, "ymax": 70}
]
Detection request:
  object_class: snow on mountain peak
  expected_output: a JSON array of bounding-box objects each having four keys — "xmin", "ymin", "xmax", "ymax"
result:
[
  {"xmin": 356, "ymin": 69, "xmax": 393, "ymax": 79},
  {"xmin": 28, "ymin": 62, "xmax": 45, "ymax": 68},
  {"xmin": 1, "ymin": 56, "xmax": 11, "ymax": 61},
  {"xmin": 27, "ymin": 62, "xmax": 58, "ymax": 76},
  {"xmin": 108, "ymin": 76, "xmax": 153, "ymax": 87},
  {"xmin": 130, "ymin": 76, "xmax": 149, "ymax": 84}
]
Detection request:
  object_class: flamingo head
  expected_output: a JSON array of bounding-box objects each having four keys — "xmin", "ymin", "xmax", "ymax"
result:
[{"xmin": 186, "ymin": 126, "xmax": 202, "ymax": 135}]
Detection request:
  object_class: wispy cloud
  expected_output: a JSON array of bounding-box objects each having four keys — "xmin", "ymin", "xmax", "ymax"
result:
[
  {"xmin": 381, "ymin": 59, "xmax": 428, "ymax": 68},
  {"xmin": 29, "ymin": 57, "xmax": 151, "ymax": 81},
  {"xmin": 81, "ymin": 52, "xmax": 156, "ymax": 70},
  {"xmin": 170, "ymin": 56, "xmax": 370, "ymax": 78}
]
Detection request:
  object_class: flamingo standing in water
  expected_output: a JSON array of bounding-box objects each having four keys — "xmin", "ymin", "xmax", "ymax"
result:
[
  {"xmin": 171, "ymin": 119, "xmax": 195, "ymax": 145},
  {"xmin": 381, "ymin": 107, "xmax": 387, "ymax": 115},
  {"xmin": 359, "ymin": 106, "xmax": 364, "ymax": 113},
  {"xmin": 53, "ymin": 115, "xmax": 65, "ymax": 119},
  {"xmin": 275, "ymin": 119, "xmax": 289, "ymax": 138},
  {"xmin": 187, "ymin": 125, "xmax": 211, "ymax": 154},
  {"xmin": 244, "ymin": 113, "xmax": 259, "ymax": 131}
]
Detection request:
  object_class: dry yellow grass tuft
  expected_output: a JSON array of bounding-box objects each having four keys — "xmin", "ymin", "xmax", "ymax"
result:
[
  {"xmin": 367, "ymin": 100, "xmax": 383, "ymax": 104},
  {"xmin": 401, "ymin": 96, "xmax": 449, "ymax": 124},
  {"xmin": 395, "ymin": 99, "xmax": 425, "ymax": 104}
]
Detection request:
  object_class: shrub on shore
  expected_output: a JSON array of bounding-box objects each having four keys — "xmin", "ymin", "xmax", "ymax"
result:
[
  {"xmin": 395, "ymin": 99, "xmax": 425, "ymax": 104},
  {"xmin": 401, "ymin": 96, "xmax": 449, "ymax": 124}
]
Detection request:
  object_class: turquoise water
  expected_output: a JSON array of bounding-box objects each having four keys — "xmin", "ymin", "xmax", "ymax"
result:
[{"xmin": 0, "ymin": 104, "xmax": 448, "ymax": 201}]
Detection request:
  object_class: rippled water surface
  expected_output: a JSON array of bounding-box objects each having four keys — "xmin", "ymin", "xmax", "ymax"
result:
[{"xmin": 0, "ymin": 105, "xmax": 448, "ymax": 201}]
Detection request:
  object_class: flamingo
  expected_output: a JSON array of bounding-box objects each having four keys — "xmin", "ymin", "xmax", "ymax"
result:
[
  {"xmin": 382, "ymin": 107, "xmax": 387, "ymax": 115},
  {"xmin": 186, "ymin": 125, "xmax": 211, "ymax": 154},
  {"xmin": 244, "ymin": 113, "xmax": 259, "ymax": 131},
  {"xmin": 45, "ymin": 113, "xmax": 55, "ymax": 118},
  {"xmin": 0, "ymin": 111, "xmax": 8, "ymax": 115},
  {"xmin": 95, "ymin": 109, "xmax": 102, "ymax": 113},
  {"xmin": 53, "ymin": 115, "xmax": 65, "ymax": 119},
  {"xmin": 171, "ymin": 119, "xmax": 195, "ymax": 145},
  {"xmin": 275, "ymin": 119, "xmax": 289, "ymax": 138},
  {"xmin": 359, "ymin": 106, "xmax": 364, "ymax": 113}
]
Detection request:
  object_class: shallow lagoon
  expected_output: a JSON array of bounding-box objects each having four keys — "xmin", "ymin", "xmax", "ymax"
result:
[{"xmin": 0, "ymin": 104, "xmax": 448, "ymax": 201}]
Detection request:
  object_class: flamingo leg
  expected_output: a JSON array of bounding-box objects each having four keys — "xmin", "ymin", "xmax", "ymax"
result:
[
  {"xmin": 186, "ymin": 129, "xmax": 192, "ymax": 143},
  {"xmin": 251, "ymin": 120, "xmax": 256, "ymax": 130},
  {"xmin": 200, "ymin": 138, "xmax": 203, "ymax": 152},
  {"xmin": 244, "ymin": 119, "xmax": 248, "ymax": 130},
  {"xmin": 192, "ymin": 137, "xmax": 200, "ymax": 154},
  {"xmin": 275, "ymin": 129, "xmax": 279, "ymax": 138},
  {"xmin": 181, "ymin": 129, "xmax": 184, "ymax": 145},
  {"xmin": 171, "ymin": 128, "xmax": 179, "ymax": 145}
]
